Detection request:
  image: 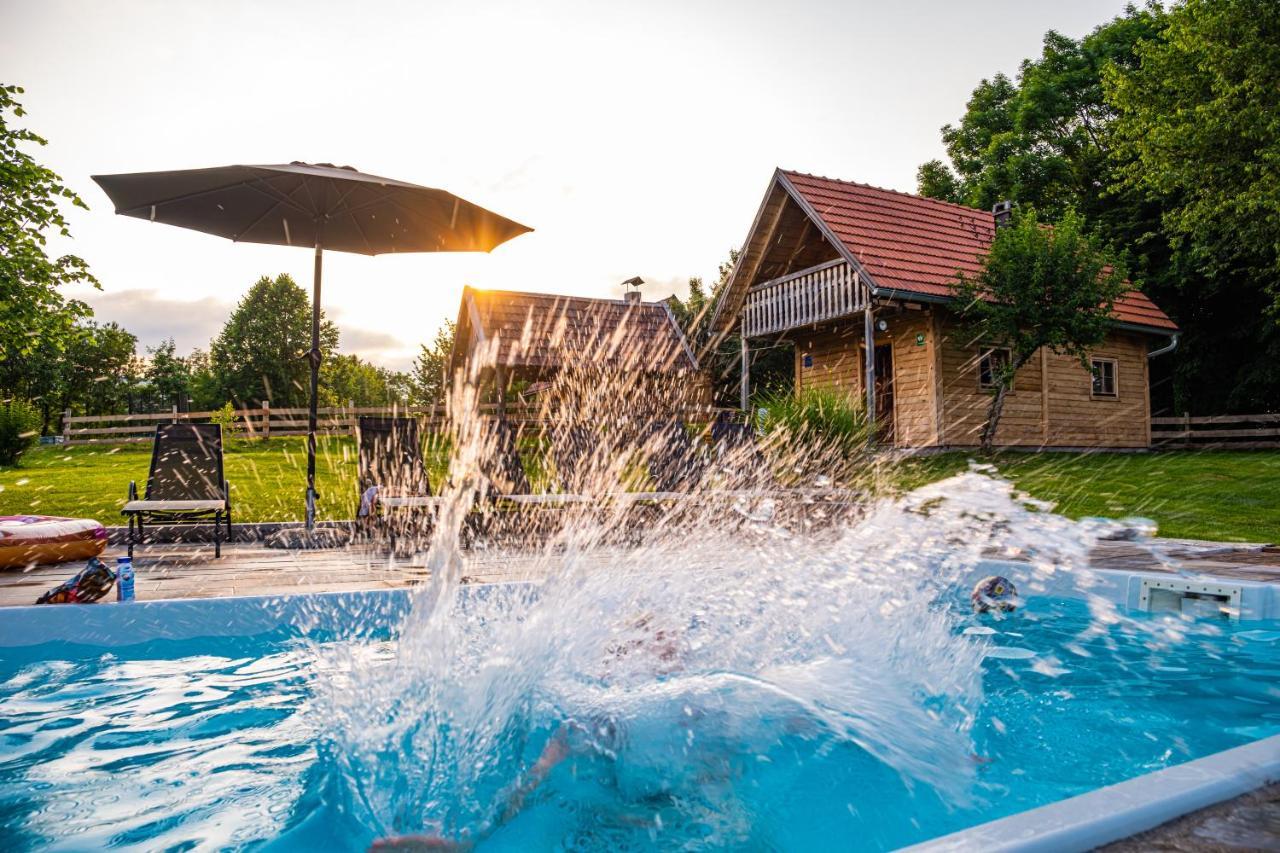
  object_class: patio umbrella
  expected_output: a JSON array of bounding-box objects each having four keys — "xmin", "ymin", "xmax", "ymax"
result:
[{"xmin": 93, "ymin": 162, "xmax": 531, "ymax": 536}]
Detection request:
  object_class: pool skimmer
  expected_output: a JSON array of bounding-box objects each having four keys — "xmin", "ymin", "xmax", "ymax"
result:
[{"xmin": 1139, "ymin": 577, "xmax": 1243, "ymax": 621}]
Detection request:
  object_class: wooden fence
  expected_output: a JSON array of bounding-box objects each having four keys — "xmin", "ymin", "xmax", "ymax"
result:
[
  {"xmin": 60, "ymin": 403, "xmax": 731, "ymax": 445},
  {"xmin": 61, "ymin": 404, "xmax": 504, "ymax": 445},
  {"xmin": 1151, "ymin": 413, "xmax": 1280, "ymax": 449}
]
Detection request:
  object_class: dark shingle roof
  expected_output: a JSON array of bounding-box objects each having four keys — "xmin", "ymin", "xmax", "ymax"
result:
[{"xmin": 452, "ymin": 287, "xmax": 698, "ymax": 374}]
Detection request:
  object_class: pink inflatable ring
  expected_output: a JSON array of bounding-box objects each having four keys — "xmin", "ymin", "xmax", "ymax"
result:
[{"xmin": 0, "ymin": 515, "xmax": 108, "ymax": 569}]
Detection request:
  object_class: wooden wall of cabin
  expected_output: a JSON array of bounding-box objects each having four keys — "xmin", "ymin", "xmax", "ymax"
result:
[
  {"xmin": 934, "ymin": 314, "xmax": 1151, "ymax": 449},
  {"xmin": 789, "ymin": 308, "xmax": 938, "ymax": 446},
  {"xmin": 1043, "ymin": 331, "xmax": 1151, "ymax": 448},
  {"xmin": 787, "ymin": 307, "xmax": 1153, "ymax": 449}
]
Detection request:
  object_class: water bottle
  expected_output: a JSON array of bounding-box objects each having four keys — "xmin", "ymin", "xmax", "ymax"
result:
[{"xmin": 116, "ymin": 556, "xmax": 135, "ymax": 602}]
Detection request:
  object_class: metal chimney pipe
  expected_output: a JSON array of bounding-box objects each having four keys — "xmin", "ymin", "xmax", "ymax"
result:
[{"xmin": 992, "ymin": 200, "xmax": 1014, "ymax": 228}]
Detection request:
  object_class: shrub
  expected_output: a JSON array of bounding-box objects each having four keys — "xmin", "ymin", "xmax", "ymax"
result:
[
  {"xmin": 757, "ymin": 386, "xmax": 870, "ymax": 457},
  {"xmin": 208, "ymin": 401, "xmax": 252, "ymax": 447},
  {"xmin": 0, "ymin": 400, "xmax": 43, "ymax": 466}
]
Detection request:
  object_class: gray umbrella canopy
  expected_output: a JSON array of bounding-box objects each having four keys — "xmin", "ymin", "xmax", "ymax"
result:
[
  {"xmin": 92, "ymin": 161, "xmax": 531, "ymax": 254},
  {"xmin": 92, "ymin": 161, "xmax": 531, "ymax": 534}
]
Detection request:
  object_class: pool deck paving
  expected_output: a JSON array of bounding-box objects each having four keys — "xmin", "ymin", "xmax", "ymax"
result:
[{"xmin": 0, "ymin": 536, "xmax": 1274, "ymax": 609}]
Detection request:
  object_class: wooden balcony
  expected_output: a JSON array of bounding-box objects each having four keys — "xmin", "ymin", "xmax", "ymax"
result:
[{"xmin": 741, "ymin": 259, "xmax": 866, "ymax": 338}]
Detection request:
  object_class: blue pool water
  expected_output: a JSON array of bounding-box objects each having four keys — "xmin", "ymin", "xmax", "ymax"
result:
[{"xmin": 1, "ymin": 595, "xmax": 1278, "ymax": 851}]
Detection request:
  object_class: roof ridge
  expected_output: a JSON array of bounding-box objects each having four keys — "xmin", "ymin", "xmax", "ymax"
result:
[
  {"xmin": 780, "ymin": 168, "xmax": 992, "ymax": 218},
  {"xmin": 470, "ymin": 287, "xmax": 662, "ymax": 307}
]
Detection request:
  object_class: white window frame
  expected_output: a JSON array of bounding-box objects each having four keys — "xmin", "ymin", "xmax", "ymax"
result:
[
  {"xmin": 977, "ymin": 346, "xmax": 1013, "ymax": 392},
  {"xmin": 1090, "ymin": 356, "xmax": 1119, "ymax": 399}
]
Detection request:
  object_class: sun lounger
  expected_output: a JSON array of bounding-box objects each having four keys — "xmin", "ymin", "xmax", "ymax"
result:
[
  {"xmin": 479, "ymin": 416, "xmax": 533, "ymax": 498},
  {"xmin": 356, "ymin": 416, "xmax": 438, "ymax": 545},
  {"xmin": 121, "ymin": 423, "xmax": 232, "ymax": 558}
]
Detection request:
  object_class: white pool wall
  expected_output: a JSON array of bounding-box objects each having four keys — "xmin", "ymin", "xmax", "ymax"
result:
[{"xmin": 901, "ymin": 732, "xmax": 1280, "ymax": 853}]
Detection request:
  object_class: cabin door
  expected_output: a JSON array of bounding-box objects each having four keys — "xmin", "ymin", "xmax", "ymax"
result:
[{"xmin": 871, "ymin": 344, "xmax": 895, "ymax": 442}]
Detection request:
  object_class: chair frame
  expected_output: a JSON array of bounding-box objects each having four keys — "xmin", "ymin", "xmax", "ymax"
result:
[{"xmin": 122, "ymin": 423, "xmax": 232, "ymax": 558}]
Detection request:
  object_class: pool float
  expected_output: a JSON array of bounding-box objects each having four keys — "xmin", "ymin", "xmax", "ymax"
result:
[{"xmin": 0, "ymin": 515, "xmax": 108, "ymax": 569}]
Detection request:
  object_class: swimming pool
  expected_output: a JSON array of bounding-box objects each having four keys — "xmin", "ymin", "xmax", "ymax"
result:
[{"xmin": 1, "ymin": 584, "xmax": 1277, "ymax": 852}]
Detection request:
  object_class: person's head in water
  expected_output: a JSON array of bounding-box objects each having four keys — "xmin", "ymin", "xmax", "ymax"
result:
[
  {"xmin": 971, "ymin": 576, "xmax": 1018, "ymax": 613},
  {"xmin": 603, "ymin": 613, "xmax": 683, "ymax": 679}
]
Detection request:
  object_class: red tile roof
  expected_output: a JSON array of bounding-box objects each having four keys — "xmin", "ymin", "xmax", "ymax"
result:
[
  {"xmin": 454, "ymin": 288, "xmax": 698, "ymax": 374},
  {"xmin": 781, "ymin": 170, "xmax": 1177, "ymax": 332}
]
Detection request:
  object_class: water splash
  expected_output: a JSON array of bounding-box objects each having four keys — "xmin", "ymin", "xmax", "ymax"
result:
[{"xmin": 307, "ymin": 454, "xmax": 1148, "ymax": 848}]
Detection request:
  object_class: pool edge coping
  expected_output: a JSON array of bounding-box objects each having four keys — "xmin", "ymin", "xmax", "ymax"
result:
[{"xmin": 898, "ymin": 732, "xmax": 1280, "ymax": 853}]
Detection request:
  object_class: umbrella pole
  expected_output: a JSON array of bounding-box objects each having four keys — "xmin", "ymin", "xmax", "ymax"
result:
[{"xmin": 306, "ymin": 243, "xmax": 323, "ymax": 530}]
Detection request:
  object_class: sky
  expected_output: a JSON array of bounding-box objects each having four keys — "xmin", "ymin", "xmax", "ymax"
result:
[{"xmin": 3, "ymin": 0, "xmax": 1134, "ymax": 371}]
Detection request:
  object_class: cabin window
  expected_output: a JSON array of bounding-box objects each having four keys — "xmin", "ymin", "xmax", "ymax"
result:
[
  {"xmin": 1091, "ymin": 357, "xmax": 1118, "ymax": 398},
  {"xmin": 977, "ymin": 347, "xmax": 1012, "ymax": 391}
]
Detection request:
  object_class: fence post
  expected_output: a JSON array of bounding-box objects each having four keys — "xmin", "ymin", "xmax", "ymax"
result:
[
  {"xmin": 262, "ymin": 401, "xmax": 271, "ymax": 440},
  {"xmin": 171, "ymin": 405, "xmax": 178, "ymax": 424},
  {"xmin": 62, "ymin": 409, "xmax": 71, "ymax": 445},
  {"xmin": 1182, "ymin": 411, "xmax": 1191, "ymax": 444}
]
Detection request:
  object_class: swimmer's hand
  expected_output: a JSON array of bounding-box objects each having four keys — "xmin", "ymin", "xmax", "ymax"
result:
[{"xmin": 368, "ymin": 835, "xmax": 474, "ymax": 852}]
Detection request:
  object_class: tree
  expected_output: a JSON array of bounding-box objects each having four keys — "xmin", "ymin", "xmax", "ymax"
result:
[
  {"xmin": 145, "ymin": 338, "xmax": 190, "ymax": 411},
  {"xmin": 955, "ymin": 208, "xmax": 1129, "ymax": 452},
  {"xmin": 918, "ymin": 8, "xmax": 1163, "ymax": 223},
  {"xmin": 918, "ymin": 3, "xmax": 1280, "ymax": 414},
  {"xmin": 410, "ymin": 319, "xmax": 456, "ymax": 405},
  {"xmin": 916, "ymin": 160, "xmax": 963, "ymax": 205},
  {"xmin": 1105, "ymin": 0, "xmax": 1280, "ymax": 411},
  {"xmin": 321, "ymin": 354, "xmax": 410, "ymax": 407},
  {"xmin": 682, "ymin": 250, "xmax": 794, "ymax": 406},
  {"xmin": 184, "ymin": 348, "xmax": 223, "ymax": 411},
  {"xmin": 209, "ymin": 273, "xmax": 338, "ymax": 407},
  {"xmin": 58, "ymin": 322, "xmax": 142, "ymax": 416},
  {"xmin": 0, "ymin": 83, "xmax": 97, "ymax": 417}
]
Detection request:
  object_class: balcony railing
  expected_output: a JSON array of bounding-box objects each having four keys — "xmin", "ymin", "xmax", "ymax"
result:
[{"xmin": 742, "ymin": 259, "xmax": 866, "ymax": 338}]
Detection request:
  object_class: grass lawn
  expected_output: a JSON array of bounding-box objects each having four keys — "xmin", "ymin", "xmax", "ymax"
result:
[
  {"xmin": 0, "ymin": 438, "xmax": 372, "ymax": 524},
  {"xmin": 892, "ymin": 450, "xmax": 1280, "ymax": 543},
  {"xmin": 1, "ymin": 440, "xmax": 1277, "ymax": 543}
]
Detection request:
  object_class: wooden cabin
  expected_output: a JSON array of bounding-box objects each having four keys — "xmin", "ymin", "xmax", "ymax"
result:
[
  {"xmin": 707, "ymin": 170, "xmax": 1180, "ymax": 449},
  {"xmin": 450, "ymin": 286, "xmax": 708, "ymax": 416}
]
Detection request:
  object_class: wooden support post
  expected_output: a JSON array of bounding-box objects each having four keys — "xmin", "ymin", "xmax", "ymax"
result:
[
  {"xmin": 262, "ymin": 401, "xmax": 271, "ymax": 440},
  {"xmin": 495, "ymin": 367, "xmax": 507, "ymax": 418},
  {"xmin": 739, "ymin": 319, "xmax": 750, "ymax": 412},
  {"xmin": 1040, "ymin": 346, "xmax": 1050, "ymax": 447},
  {"xmin": 62, "ymin": 409, "xmax": 71, "ymax": 445},
  {"xmin": 171, "ymin": 404, "xmax": 179, "ymax": 424},
  {"xmin": 864, "ymin": 301, "xmax": 876, "ymax": 441}
]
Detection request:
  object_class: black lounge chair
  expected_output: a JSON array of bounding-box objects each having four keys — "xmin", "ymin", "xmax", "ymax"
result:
[
  {"xmin": 122, "ymin": 423, "xmax": 232, "ymax": 558},
  {"xmin": 356, "ymin": 416, "xmax": 435, "ymax": 548},
  {"xmin": 480, "ymin": 416, "xmax": 533, "ymax": 498},
  {"xmin": 548, "ymin": 424, "xmax": 596, "ymax": 495},
  {"xmin": 357, "ymin": 416, "xmax": 433, "ymax": 506}
]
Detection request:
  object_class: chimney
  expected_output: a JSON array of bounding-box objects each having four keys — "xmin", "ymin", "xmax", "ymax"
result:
[
  {"xmin": 992, "ymin": 200, "xmax": 1014, "ymax": 228},
  {"xmin": 621, "ymin": 275, "xmax": 644, "ymax": 304}
]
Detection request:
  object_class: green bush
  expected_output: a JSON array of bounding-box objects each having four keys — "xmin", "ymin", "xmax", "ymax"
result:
[
  {"xmin": 757, "ymin": 386, "xmax": 870, "ymax": 456},
  {"xmin": 0, "ymin": 400, "xmax": 43, "ymax": 466},
  {"xmin": 208, "ymin": 401, "xmax": 245, "ymax": 436}
]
